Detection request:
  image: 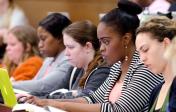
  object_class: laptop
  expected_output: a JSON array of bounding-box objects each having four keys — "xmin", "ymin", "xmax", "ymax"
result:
[
  {"xmin": 0, "ymin": 68, "xmax": 17, "ymax": 107},
  {"xmin": 0, "ymin": 68, "xmax": 66, "ymax": 112}
]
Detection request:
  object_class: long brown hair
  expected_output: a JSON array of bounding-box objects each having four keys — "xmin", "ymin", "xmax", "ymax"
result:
[
  {"xmin": 63, "ymin": 20, "xmax": 104, "ymax": 88},
  {"xmin": 79, "ymin": 51, "xmax": 105, "ymax": 88}
]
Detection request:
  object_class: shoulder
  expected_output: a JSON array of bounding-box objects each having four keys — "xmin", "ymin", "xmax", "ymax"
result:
[
  {"xmin": 23, "ymin": 56, "xmax": 43, "ymax": 65},
  {"xmin": 94, "ymin": 67, "xmax": 110, "ymax": 74},
  {"xmin": 131, "ymin": 61, "xmax": 164, "ymax": 84},
  {"xmin": 88, "ymin": 67, "xmax": 110, "ymax": 80}
]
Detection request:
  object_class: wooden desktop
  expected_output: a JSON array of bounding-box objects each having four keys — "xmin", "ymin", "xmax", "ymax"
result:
[
  {"xmin": 0, "ymin": 104, "xmax": 27, "ymax": 112},
  {"xmin": 0, "ymin": 104, "xmax": 12, "ymax": 112}
]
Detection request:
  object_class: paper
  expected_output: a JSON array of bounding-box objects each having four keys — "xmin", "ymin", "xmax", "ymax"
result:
[
  {"xmin": 12, "ymin": 103, "xmax": 48, "ymax": 112},
  {"xmin": 45, "ymin": 106, "xmax": 66, "ymax": 112},
  {"xmin": 12, "ymin": 103, "xmax": 66, "ymax": 112}
]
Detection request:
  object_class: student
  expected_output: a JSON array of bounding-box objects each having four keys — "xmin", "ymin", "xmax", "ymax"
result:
[
  {"xmin": 29, "ymin": 20, "xmax": 110, "ymax": 99},
  {"xmin": 21, "ymin": 1, "xmax": 164, "ymax": 112},
  {"xmin": 165, "ymin": 37, "xmax": 176, "ymax": 111},
  {"xmin": 12, "ymin": 13, "xmax": 72, "ymax": 94},
  {"xmin": 135, "ymin": 17, "xmax": 176, "ymax": 111},
  {"xmin": 46, "ymin": 20, "xmax": 110, "ymax": 99},
  {"xmin": 3, "ymin": 25, "xmax": 42, "ymax": 81}
]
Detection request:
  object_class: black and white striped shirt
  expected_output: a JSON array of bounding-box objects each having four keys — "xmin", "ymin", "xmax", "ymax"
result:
[{"xmin": 84, "ymin": 51, "xmax": 164, "ymax": 112}]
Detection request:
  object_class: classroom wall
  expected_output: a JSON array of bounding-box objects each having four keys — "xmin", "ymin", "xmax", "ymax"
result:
[{"xmin": 15, "ymin": 0, "xmax": 117, "ymax": 28}]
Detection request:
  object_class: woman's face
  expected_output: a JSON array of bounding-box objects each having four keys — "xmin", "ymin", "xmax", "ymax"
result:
[
  {"xmin": 37, "ymin": 26, "xmax": 61, "ymax": 57},
  {"xmin": 6, "ymin": 33, "xmax": 24, "ymax": 64},
  {"xmin": 63, "ymin": 33, "xmax": 88, "ymax": 68},
  {"xmin": 136, "ymin": 32, "xmax": 169, "ymax": 74},
  {"xmin": 97, "ymin": 22, "xmax": 125, "ymax": 66}
]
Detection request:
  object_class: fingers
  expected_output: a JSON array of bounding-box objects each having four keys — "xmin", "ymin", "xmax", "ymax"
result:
[
  {"xmin": 16, "ymin": 94, "xmax": 34, "ymax": 104},
  {"xmin": 16, "ymin": 93, "xmax": 31, "ymax": 99},
  {"xmin": 17, "ymin": 96, "xmax": 28, "ymax": 103}
]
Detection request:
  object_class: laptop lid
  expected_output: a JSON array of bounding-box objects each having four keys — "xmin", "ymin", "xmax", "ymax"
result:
[{"xmin": 0, "ymin": 68, "xmax": 17, "ymax": 107}]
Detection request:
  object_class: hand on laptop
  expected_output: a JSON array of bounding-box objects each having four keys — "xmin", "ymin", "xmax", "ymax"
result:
[
  {"xmin": 16, "ymin": 93, "xmax": 31, "ymax": 104},
  {"xmin": 16, "ymin": 94, "xmax": 48, "ymax": 107}
]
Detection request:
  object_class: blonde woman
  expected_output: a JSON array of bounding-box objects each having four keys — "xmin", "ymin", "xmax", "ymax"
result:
[
  {"xmin": 3, "ymin": 25, "xmax": 42, "ymax": 81},
  {"xmin": 136, "ymin": 17, "xmax": 176, "ymax": 111}
]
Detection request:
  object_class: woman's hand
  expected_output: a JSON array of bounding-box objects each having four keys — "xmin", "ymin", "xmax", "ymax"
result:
[
  {"xmin": 16, "ymin": 93, "xmax": 49, "ymax": 107},
  {"xmin": 16, "ymin": 93, "xmax": 31, "ymax": 103},
  {"xmin": 25, "ymin": 96, "xmax": 48, "ymax": 107}
]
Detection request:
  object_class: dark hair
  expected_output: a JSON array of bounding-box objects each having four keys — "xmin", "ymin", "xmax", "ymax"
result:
[
  {"xmin": 39, "ymin": 13, "xmax": 71, "ymax": 40},
  {"xmin": 136, "ymin": 16, "xmax": 176, "ymax": 42},
  {"xmin": 63, "ymin": 20, "xmax": 99, "ymax": 51},
  {"xmin": 101, "ymin": 0, "xmax": 142, "ymax": 43}
]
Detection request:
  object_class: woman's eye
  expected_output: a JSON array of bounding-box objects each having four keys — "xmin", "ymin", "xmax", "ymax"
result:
[
  {"xmin": 39, "ymin": 35, "xmax": 47, "ymax": 41},
  {"xmin": 142, "ymin": 48, "xmax": 148, "ymax": 53},
  {"xmin": 66, "ymin": 45, "xmax": 74, "ymax": 49},
  {"xmin": 102, "ymin": 39, "xmax": 110, "ymax": 45}
]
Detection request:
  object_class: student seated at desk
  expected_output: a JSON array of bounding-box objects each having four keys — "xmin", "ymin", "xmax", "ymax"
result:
[
  {"xmin": 17, "ymin": 1, "xmax": 164, "ymax": 112},
  {"xmin": 135, "ymin": 17, "xmax": 176, "ymax": 111},
  {"xmin": 3, "ymin": 25, "xmax": 43, "ymax": 81},
  {"xmin": 33, "ymin": 20, "xmax": 110, "ymax": 99},
  {"xmin": 12, "ymin": 13, "xmax": 72, "ymax": 94}
]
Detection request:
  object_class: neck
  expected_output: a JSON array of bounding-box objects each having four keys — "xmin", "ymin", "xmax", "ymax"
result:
[
  {"xmin": 83, "ymin": 50, "xmax": 95, "ymax": 71},
  {"xmin": 120, "ymin": 45, "xmax": 135, "ymax": 81},
  {"xmin": 53, "ymin": 45, "xmax": 65, "ymax": 60},
  {"xmin": 163, "ymin": 62, "xmax": 175, "ymax": 84}
]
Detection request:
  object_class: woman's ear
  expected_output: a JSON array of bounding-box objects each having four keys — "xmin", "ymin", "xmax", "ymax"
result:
[
  {"xmin": 163, "ymin": 37, "xmax": 172, "ymax": 48},
  {"xmin": 85, "ymin": 42, "xmax": 93, "ymax": 53},
  {"xmin": 26, "ymin": 43, "xmax": 32, "ymax": 52},
  {"xmin": 123, "ymin": 33, "xmax": 132, "ymax": 46}
]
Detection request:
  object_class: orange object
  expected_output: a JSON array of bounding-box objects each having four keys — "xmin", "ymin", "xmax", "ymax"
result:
[{"xmin": 11, "ymin": 56, "xmax": 43, "ymax": 81}]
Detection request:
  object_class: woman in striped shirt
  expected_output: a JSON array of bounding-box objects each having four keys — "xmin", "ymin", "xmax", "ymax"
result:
[{"xmin": 22, "ymin": 1, "xmax": 164, "ymax": 112}]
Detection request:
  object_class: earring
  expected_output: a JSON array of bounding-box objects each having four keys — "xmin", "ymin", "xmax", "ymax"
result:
[{"xmin": 125, "ymin": 46, "xmax": 128, "ymax": 61}]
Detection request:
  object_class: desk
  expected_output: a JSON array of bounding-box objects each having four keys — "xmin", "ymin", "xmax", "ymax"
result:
[
  {"xmin": 0, "ymin": 104, "xmax": 12, "ymax": 112},
  {"xmin": 0, "ymin": 104, "xmax": 27, "ymax": 112}
]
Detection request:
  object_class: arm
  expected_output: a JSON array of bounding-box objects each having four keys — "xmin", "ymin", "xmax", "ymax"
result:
[
  {"xmin": 52, "ymin": 102, "xmax": 101, "ymax": 112},
  {"xmin": 49, "ymin": 67, "xmax": 110, "ymax": 99},
  {"xmin": 13, "ymin": 59, "xmax": 71, "ymax": 93},
  {"xmin": 26, "ymin": 96, "xmax": 101, "ymax": 112}
]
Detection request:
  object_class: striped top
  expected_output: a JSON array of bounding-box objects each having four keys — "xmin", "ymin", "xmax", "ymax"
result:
[{"xmin": 84, "ymin": 51, "xmax": 164, "ymax": 112}]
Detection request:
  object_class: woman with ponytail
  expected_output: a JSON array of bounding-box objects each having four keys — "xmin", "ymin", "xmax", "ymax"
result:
[
  {"xmin": 21, "ymin": 1, "xmax": 164, "ymax": 112},
  {"xmin": 44, "ymin": 20, "xmax": 110, "ymax": 99}
]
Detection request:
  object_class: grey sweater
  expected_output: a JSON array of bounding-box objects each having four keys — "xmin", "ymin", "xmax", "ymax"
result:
[{"xmin": 13, "ymin": 50, "xmax": 71, "ymax": 93}]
